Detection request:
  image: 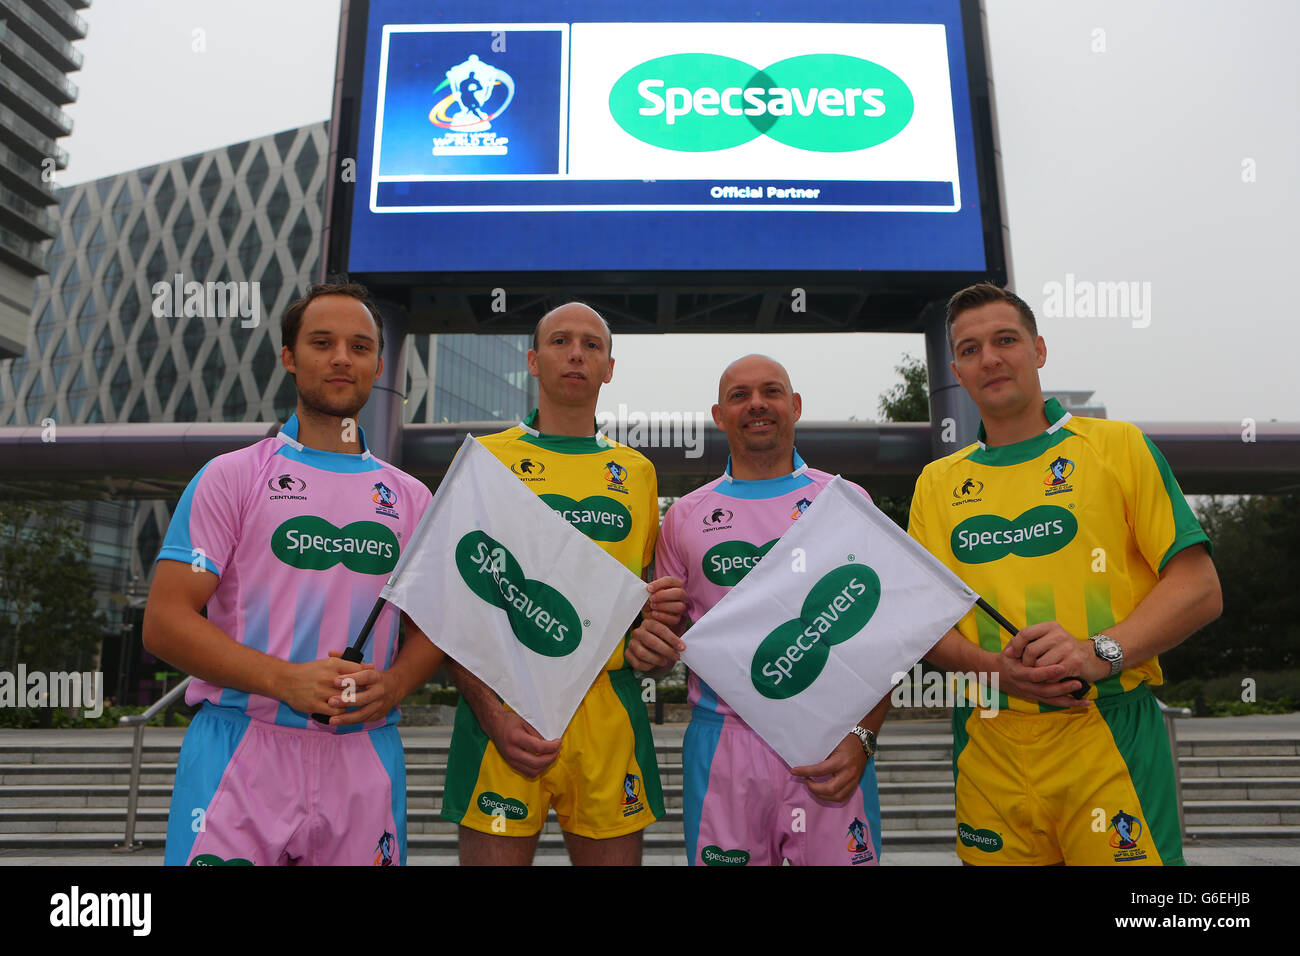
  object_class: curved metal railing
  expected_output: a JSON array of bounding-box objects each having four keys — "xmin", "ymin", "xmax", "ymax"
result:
[{"xmin": 112, "ymin": 677, "xmax": 192, "ymax": 852}]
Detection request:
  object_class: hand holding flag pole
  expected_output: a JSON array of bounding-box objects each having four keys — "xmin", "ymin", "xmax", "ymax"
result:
[
  {"xmin": 311, "ymin": 595, "xmax": 389, "ymax": 725},
  {"xmin": 974, "ymin": 596, "xmax": 1091, "ymax": 700}
]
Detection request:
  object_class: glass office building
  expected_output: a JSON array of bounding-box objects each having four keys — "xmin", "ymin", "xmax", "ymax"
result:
[
  {"xmin": 0, "ymin": 0, "xmax": 88, "ymax": 357},
  {"xmin": 0, "ymin": 121, "xmax": 535, "ymax": 700}
]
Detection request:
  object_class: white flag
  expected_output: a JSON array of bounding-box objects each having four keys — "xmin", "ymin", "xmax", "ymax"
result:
[
  {"xmin": 680, "ymin": 477, "xmax": 978, "ymax": 767},
  {"xmin": 381, "ymin": 435, "xmax": 648, "ymax": 740}
]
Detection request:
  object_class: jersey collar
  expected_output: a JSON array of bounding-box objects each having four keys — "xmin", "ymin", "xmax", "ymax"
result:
[
  {"xmin": 970, "ymin": 398, "xmax": 1074, "ymax": 466},
  {"xmin": 517, "ymin": 407, "xmax": 609, "ymax": 454},
  {"xmin": 717, "ymin": 448, "xmax": 812, "ymax": 499},
  {"xmin": 274, "ymin": 413, "xmax": 379, "ymax": 472}
]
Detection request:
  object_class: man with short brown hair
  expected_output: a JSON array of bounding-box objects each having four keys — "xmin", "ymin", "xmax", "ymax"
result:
[
  {"xmin": 146, "ymin": 281, "xmax": 442, "ymax": 866},
  {"xmin": 909, "ymin": 283, "xmax": 1222, "ymax": 865}
]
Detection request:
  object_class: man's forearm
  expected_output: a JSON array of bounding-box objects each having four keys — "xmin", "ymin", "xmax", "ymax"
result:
[
  {"xmin": 143, "ymin": 604, "xmax": 288, "ymax": 700},
  {"xmin": 445, "ymin": 657, "xmax": 503, "ymax": 733},
  {"xmin": 384, "ymin": 620, "xmax": 446, "ymax": 704},
  {"xmin": 858, "ymin": 690, "xmax": 891, "ymax": 736},
  {"xmin": 1107, "ymin": 545, "xmax": 1221, "ymax": 665},
  {"xmin": 924, "ymin": 628, "xmax": 999, "ymax": 676}
]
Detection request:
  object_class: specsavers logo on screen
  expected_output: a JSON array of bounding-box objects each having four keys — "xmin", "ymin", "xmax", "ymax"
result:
[{"xmin": 609, "ymin": 53, "xmax": 914, "ymax": 152}]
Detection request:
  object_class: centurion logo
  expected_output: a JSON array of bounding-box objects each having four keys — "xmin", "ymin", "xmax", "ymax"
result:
[
  {"xmin": 455, "ymin": 530, "xmax": 584, "ymax": 657},
  {"xmin": 609, "ymin": 53, "xmax": 914, "ymax": 152},
  {"xmin": 750, "ymin": 564, "xmax": 882, "ymax": 699},
  {"xmin": 950, "ymin": 506, "xmax": 1078, "ymax": 564},
  {"xmin": 271, "ymin": 517, "xmax": 399, "ymax": 574}
]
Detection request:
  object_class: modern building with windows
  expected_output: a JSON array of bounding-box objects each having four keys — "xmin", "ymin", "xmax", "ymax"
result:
[
  {"xmin": 0, "ymin": 120, "xmax": 535, "ymax": 702},
  {"xmin": 0, "ymin": 0, "xmax": 88, "ymax": 357}
]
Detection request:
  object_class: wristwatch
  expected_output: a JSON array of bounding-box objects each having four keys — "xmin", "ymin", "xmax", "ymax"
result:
[
  {"xmin": 849, "ymin": 725, "xmax": 877, "ymax": 759},
  {"xmin": 1091, "ymin": 633, "xmax": 1124, "ymax": 677}
]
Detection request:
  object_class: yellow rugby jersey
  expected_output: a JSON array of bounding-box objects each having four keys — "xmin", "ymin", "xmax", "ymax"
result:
[
  {"xmin": 476, "ymin": 409, "xmax": 659, "ymax": 672},
  {"xmin": 908, "ymin": 399, "xmax": 1210, "ymax": 713}
]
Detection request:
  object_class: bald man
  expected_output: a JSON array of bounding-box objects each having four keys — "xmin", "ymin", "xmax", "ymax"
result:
[
  {"xmin": 627, "ymin": 355, "xmax": 889, "ymax": 866},
  {"xmin": 440, "ymin": 302, "xmax": 685, "ymax": 866}
]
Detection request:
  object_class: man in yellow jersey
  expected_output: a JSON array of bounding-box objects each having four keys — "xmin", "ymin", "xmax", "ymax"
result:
[
  {"xmin": 908, "ymin": 283, "xmax": 1222, "ymax": 866},
  {"xmin": 440, "ymin": 302, "xmax": 684, "ymax": 865}
]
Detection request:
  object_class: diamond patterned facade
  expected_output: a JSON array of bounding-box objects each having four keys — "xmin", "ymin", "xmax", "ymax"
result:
[{"xmin": 0, "ymin": 122, "xmax": 534, "ymax": 698}]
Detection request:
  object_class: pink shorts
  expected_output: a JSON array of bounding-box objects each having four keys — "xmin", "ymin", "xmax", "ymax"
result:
[
  {"xmin": 683, "ymin": 709, "xmax": 882, "ymax": 866},
  {"xmin": 164, "ymin": 703, "xmax": 405, "ymax": 866}
]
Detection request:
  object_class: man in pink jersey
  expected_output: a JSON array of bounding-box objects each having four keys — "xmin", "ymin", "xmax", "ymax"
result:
[
  {"xmin": 143, "ymin": 281, "xmax": 444, "ymax": 866},
  {"xmin": 627, "ymin": 354, "xmax": 890, "ymax": 866}
]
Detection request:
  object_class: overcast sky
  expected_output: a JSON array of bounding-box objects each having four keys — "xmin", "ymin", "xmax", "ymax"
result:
[{"xmin": 60, "ymin": 0, "xmax": 1298, "ymax": 426}]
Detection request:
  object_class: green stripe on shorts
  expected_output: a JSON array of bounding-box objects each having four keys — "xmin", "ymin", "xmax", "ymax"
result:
[
  {"xmin": 440, "ymin": 698, "xmax": 492, "ymax": 824},
  {"xmin": 1097, "ymin": 685, "xmax": 1185, "ymax": 865},
  {"xmin": 951, "ymin": 704, "xmax": 974, "ymax": 786},
  {"xmin": 609, "ymin": 669, "xmax": 665, "ymax": 819}
]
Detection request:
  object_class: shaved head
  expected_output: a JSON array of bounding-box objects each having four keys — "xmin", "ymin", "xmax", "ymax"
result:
[
  {"xmin": 533, "ymin": 301, "xmax": 613, "ymax": 356},
  {"xmin": 717, "ymin": 354, "xmax": 793, "ymax": 404}
]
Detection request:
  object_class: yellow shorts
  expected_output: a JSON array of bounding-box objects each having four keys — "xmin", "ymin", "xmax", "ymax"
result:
[
  {"xmin": 440, "ymin": 669, "xmax": 662, "ymax": 840},
  {"xmin": 952, "ymin": 684, "xmax": 1184, "ymax": 866}
]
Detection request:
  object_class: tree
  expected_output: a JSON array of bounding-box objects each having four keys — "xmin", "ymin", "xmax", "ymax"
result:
[
  {"xmin": 0, "ymin": 502, "xmax": 103, "ymax": 676},
  {"xmin": 873, "ymin": 354, "xmax": 930, "ymax": 528},
  {"xmin": 1160, "ymin": 494, "xmax": 1300, "ymax": 680}
]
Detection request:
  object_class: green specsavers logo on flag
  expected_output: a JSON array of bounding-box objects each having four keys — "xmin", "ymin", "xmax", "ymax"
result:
[
  {"xmin": 680, "ymin": 478, "xmax": 978, "ymax": 768},
  {"xmin": 609, "ymin": 53, "xmax": 914, "ymax": 153},
  {"xmin": 750, "ymin": 564, "xmax": 882, "ymax": 699},
  {"xmin": 379, "ymin": 436, "xmax": 649, "ymax": 741},
  {"xmin": 455, "ymin": 531, "xmax": 583, "ymax": 657}
]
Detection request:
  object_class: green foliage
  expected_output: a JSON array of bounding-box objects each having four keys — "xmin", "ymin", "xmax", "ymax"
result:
[
  {"xmin": 1160, "ymin": 699, "xmax": 1296, "ymax": 717},
  {"xmin": 877, "ymin": 353, "xmax": 930, "ymax": 424},
  {"xmin": 1160, "ymin": 496, "xmax": 1300, "ymax": 680},
  {"xmin": 403, "ymin": 686, "xmax": 461, "ymax": 706},
  {"xmin": 0, "ymin": 704, "xmax": 192, "ymax": 729},
  {"xmin": 1161, "ymin": 669, "xmax": 1300, "ymax": 705},
  {"xmin": 0, "ymin": 502, "xmax": 104, "ymax": 674},
  {"xmin": 874, "ymin": 354, "xmax": 930, "ymax": 528},
  {"xmin": 657, "ymin": 683, "xmax": 688, "ymax": 703}
]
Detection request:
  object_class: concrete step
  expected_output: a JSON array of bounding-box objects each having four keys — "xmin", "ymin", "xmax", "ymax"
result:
[
  {"xmin": 1180, "ymin": 756, "xmax": 1300, "ymax": 778},
  {"xmin": 1181, "ymin": 740, "xmax": 1300, "ymax": 758},
  {"xmin": 1181, "ymin": 778, "xmax": 1300, "ymax": 800},
  {"xmin": 0, "ymin": 764, "xmax": 180, "ymax": 785},
  {"xmin": 1182, "ymin": 800, "xmax": 1300, "ymax": 826}
]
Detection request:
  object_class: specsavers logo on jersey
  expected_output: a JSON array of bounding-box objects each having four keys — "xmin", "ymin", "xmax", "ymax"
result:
[
  {"xmin": 703, "ymin": 539, "xmax": 777, "ymax": 587},
  {"xmin": 610, "ymin": 53, "xmax": 914, "ymax": 153},
  {"xmin": 455, "ymin": 530, "xmax": 584, "ymax": 657},
  {"xmin": 540, "ymin": 494, "xmax": 631, "ymax": 542},
  {"xmin": 950, "ymin": 506, "xmax": 1078, "ymax": 564},
  {"xmin": 272, "ymin": 517, "xmax": 399, "ymax": 574},
  {"xmin": 750, "ymin": 564, "xmax": 881, "ymax": 699}
]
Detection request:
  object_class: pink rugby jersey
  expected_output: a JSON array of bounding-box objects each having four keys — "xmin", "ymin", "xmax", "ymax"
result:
[
  {"xmin": 156, "ymin": 414, "xmax": 433, "ymax": 733},
  {"xmin": 657, "ymin": 453, "xmax": 872, "ymax": 718}
]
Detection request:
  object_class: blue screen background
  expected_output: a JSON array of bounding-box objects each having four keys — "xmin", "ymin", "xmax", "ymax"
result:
[{"xmin": 345, "ymin": 0, "xmax": 990, "ymax": 275}]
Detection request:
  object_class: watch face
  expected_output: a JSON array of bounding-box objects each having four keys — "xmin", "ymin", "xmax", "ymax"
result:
[{"xmin": 1096, "ymin": 636, "xmax": 1122, "ymax": 660}]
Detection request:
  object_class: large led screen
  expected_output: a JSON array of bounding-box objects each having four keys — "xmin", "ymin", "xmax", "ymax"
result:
[{"xmin": 337, "ymin": 0, "xmax": 1003, "ymax": 278}]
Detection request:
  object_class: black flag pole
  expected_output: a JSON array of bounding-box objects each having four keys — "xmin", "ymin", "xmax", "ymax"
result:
[
  {"xmin": 311, "ymin": 595, "xmax": 390, "ymax": 725},
  {"xmin": 974, "ymin": 596, "xmax": 1091, "ymax": 700}
]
